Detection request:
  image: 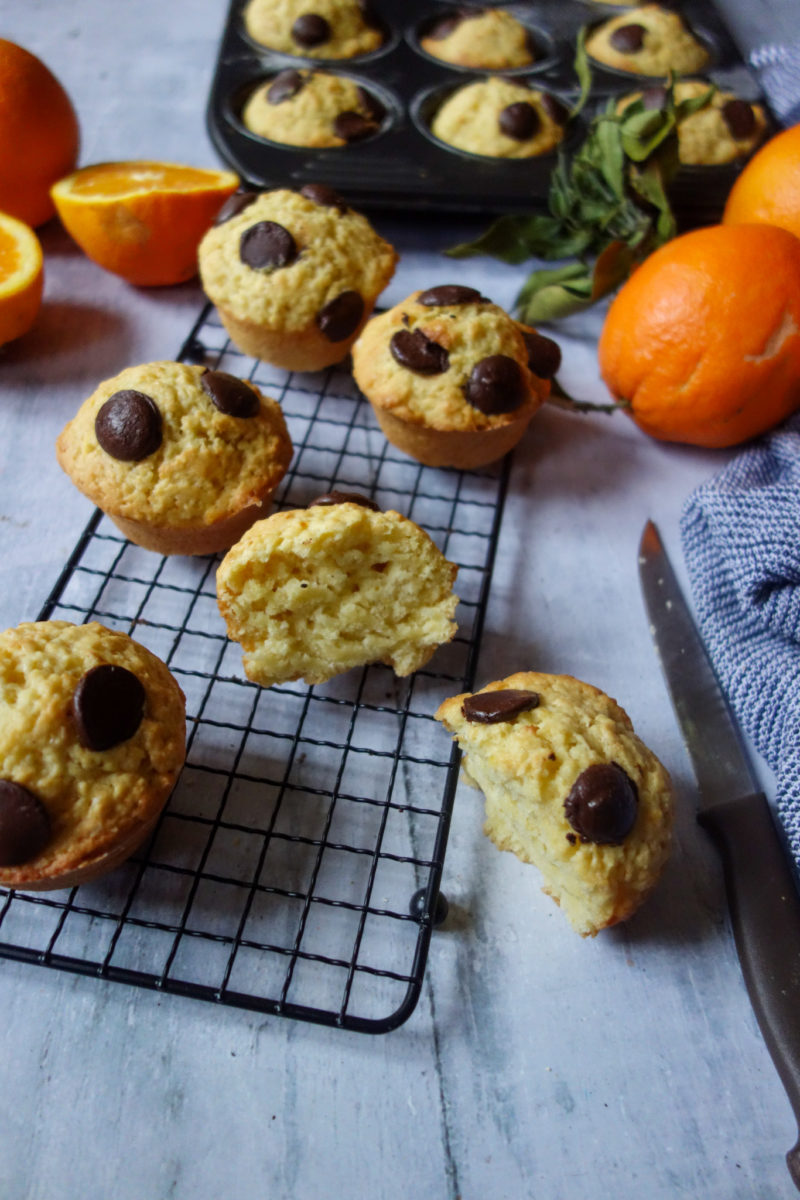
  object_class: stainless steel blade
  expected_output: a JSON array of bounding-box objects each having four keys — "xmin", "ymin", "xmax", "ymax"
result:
[{"xmin": 638, "ymin": 519, "xmax": 759, "ymax": 810}]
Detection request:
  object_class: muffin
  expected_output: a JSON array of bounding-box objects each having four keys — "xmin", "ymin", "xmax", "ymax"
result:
[
  {"xmin": 242, "ymin": 0, "xmax": 384, "ymax": 59},
  {"xmin": 430, "ymin": 77, "xmax": 568, "ymax": 158},
  {"xmin": 616, "ymin": 80, "xmax": 767, "ymax": 165},
  {"xmin": 198, "ymin": 186, "xmax": 397, "ymax": 370},
  {"xmin": 435, "ymin": 672, "xmax": 674, "ymax": 936},
  {"xmin": 420, "ymin": 8, "xmax": 537, "ymax": 70},
  {"xmin": 241, "ymin": 69, "xmax": 387, "ymax": 149},
  {"xmin": 0, "ymin": 621, "xmax": 186, "ymax": 892},
  {"xmin": 351, "ymin": 285, "xmax": 559, "ymax": 469},
  {"xmin": 216, "ymin": 494, "xmax": 459, "ymax": 687},
  {"xmin": 585, "ymin": 5, "xmax": 711, "ymax": 77},
  {"xmin": 56, "ymin": 360, "xmax": 293, "ymax": 556}
]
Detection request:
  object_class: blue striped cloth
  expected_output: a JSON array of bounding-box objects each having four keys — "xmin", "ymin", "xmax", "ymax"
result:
[
  {"xmin": 714, "ymin": 0, "xmax": 800, "ymax": 126},
  {"xmin": 680, "ymin": 415, "xmax": 800, "ymax": 863}
]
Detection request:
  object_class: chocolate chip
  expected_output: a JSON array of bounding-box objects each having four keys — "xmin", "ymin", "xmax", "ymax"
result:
[
  {"xmin": 418, "ymin": 285, "xmax": 485, "ymax": 307},
  {"xmin": 71, "ymin": 664, "xmax": 146, "ymax": 752},
  {"xmin": 640, "ymin": 86, "xmax": 668, "ymax": 110},
  {"xmin": 564, "ymin": 762, "xmax": 638, "ymax": 845},
  {"xmin": 308, "ymin": 491, "xmax": 380, "ymax": 510},
  {"xmin": 0, "ymin": 780, "xmax": 51, "ymax": 867},
  {"xmin": 201, "ymin": 369, "xmax": 259, "ymax": 418},
  {"xmin": 316, "ymin": 290, "xmax": 364, "ymax": 342},
  {"xmin": 357, "ymin": 87, "xmax": 385, "ymax": 125},
  {"xmin": 300, "ymin": 183, "xmax": 348, "ymax": 211},
  {"xmin": 292, "ymin": 13, "xmax": 331, "ymax": 47},
  {"xmin": 214, "ymin": 191, "xmax": 258, "ymax": 225},
  {"xmin": 462, "ymin": 688, "xmax": 540, "ymax": 724},
  {"xmin": 267, "ymin": 69, "xmax": 305, "ymax": 105},
  {"xmin": 240, "ymin": 221, "xmax": 297, "ymax": 270},
  {"xmin": 499, "ymin": 102, "xmax": 540, "ymax": 141},
  {"xmin": 358, "ymin": 0, "xmax": 382, "ymax": 31},
  {"xmin": 426, "ymin": 14, "xmax": 465, "ymax": 41},
  {"xmin": 464, "ymin": 355, "xmax": 527, "ymax": 414},
  {"xmin": 333, "ymin": 110, "xmax": 376, "ymax": 142},
  {"xmin": 608, "ymin": 23, "xmax": 646, "ymax": 53},
  {"xmin": 722, "ymin": 98, "xmax": 757, "ymax": 139},
  {"xmin": 540, "ymin": 92, "xmax": 569, "ymax": 125},
  {"xmin": 95, "ymin": 390, "xmax": 163, "ymax": 461},
  {"xmin": 521, "ymin": 330, "xmax": 561, "ymax": 379},
  {"xmin": 390, "ymin": 328, "xmax": 450, "ymax": 375}
]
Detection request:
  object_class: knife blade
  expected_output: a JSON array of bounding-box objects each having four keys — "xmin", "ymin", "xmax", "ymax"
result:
[{"xmin": 639, "ymin": 519, "xmax": 800, "ymax": 1191}]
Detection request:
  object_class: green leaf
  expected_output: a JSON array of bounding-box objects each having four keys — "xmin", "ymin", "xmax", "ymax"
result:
[
  {"xmin": 571, "ymin": 26, "xmax": 593, "ymax": 118},
  {"xmin": 445, "ymin": 214, "xmax": 550, "ymax": 264}
]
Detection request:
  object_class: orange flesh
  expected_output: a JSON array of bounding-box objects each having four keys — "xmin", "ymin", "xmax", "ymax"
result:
[
  {"xmin": 64, "ymin": 163, "xmax": 231, "ymax": 197},
  {"xmin": 0, "ymin": 224, "xmax": 21, "ymax": 278}
]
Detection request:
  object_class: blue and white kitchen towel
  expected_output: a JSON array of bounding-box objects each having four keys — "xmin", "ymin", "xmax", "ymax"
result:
[
  {"xmin": 681, "ymin": 414, "xmax": 800, "ymax": 864},
  {"xmin": 715, "ymin": 0, "xmax": 800, "ymax": 126}
]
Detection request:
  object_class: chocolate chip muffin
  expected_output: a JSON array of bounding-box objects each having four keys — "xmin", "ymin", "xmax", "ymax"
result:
[
  {"xmin": 420, "ymin": 8, "xmax": 537, "ymax": 70},
  {"xmin": 241, "ymin": 69, "xmax": 386, "ymax": 149},
  {"xmin": 435, "ymin": 672, "xmax": 674, "ymax": 936},
  {"xmin": 242, "ymin": 0, "xmax": 384, "ymax": 59},
  {"xmin": 429, "ymin": 76, "xmax": 567, "ymax": 158},
  {"xmin": 0, "ymin": 621, "xmax": 186, "ymax": 892},
  {"xmin": 56, "ymin": 361, "xmax": 293, "ymax": 556},
  {"xmin": 585, "ymin": 5, "xmax": 710, "ymax": 76},
  {"xmin": 197, "ymin": 186, "xmax": 397, "ymax": 371},
  {"xmin": 616, "ymin": 80, "xmax": 767, "ymax": 165},
  {"xmin": 351, "ymin": 286, "xmax": 559, "ymax": 469},
  {"xmin": 216, "ymin": 494, "xmax": 459, "ymax": 687}
]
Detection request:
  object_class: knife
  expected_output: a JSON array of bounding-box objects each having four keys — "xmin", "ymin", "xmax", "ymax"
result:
[{"xmin": 639, "ymin": 519, "xmax": 800, "ymax": 1190}]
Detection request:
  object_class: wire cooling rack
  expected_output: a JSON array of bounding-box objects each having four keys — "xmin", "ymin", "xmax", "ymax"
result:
[{"xmin": 0, "ymin": 303, "xmax": 510, "ymax": 1033}]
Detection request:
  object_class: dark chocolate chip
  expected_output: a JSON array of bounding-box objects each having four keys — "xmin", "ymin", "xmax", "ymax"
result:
[
  {"xmin": 521, "ymin": 330, "xmax": 562, "ymax": 379},
  {"xmin": 564, "ymin": 762, "xmax": 638, "ymax": 845},
  {"xmin": 240, "ymin": 221, "xmax": 297, "ymax": 270},
  {"xmin": 292, "ymin": 13, "xmax": 331, "ymax": 47},
  {"xmin": 640, "ymin": 86, "xmax": 668, "ymax": 110},
  {"xmin": 540, "ymin": 92, "xmax": 569, "ymax": 125},
  {"xmin": 722, "ymin": 98, "xmax": 757, "ymax": 139},
  {"xmin": 267, "ymin": 69, "xmax": 305, "ymax": 106},
  {"xmin": 316, "ymin": 290, "xmax": 364, "ymax": 342},
  {"xmin": 499, "ymin": 101, "xmax": 540, "ymax": 141},
  {"xmin": 308, "ymin": 491, "xmax": 380, "ymax": 510},
  {"xmin": 462, "ymin": 688, "xmax": 540, "ymax": 724},
  {"xmin": 464, "ymin": 355, "xmax": 527, "ymax": 414},
  {"xmin": 358, "ymin": 0, "xmax": 383, "ymax": 31},
  {"xmin": 0, "ymin": 780, "xmax": 51, "ymax": 867},
  {"xmin": 95, "ymin": 390, "xmax": 163, "ymax": 461},
  {"xmin": 390, "ymin": 328, "xmax": 450, "ymax": 375},
  {"xmin": 71, "ymin": 664, "xmax": 146, "ymax": 752},
  {"xmin": 608, "ymin": 23, "xmax": 646, "ymax": 53},
  {"xmin": 418, "ymin": 285, "xmax": 485, "ymax": 307},
  {"xmin": 214, "ymin": 190, "xmax": 258, "ymax": 225},
  {"xmin": 200, "ymin": 369, "xmax": 259, "ymax": 418},
  {"xmin": 299, "ymin": 183, "xmax": 348, "ymax": 211},
  {"xmin": 357, "ymin": 87, "xmax": 385, "ymax": 125},
  {"xmin": 333, "ymin": 110, "xmax": 376, "ymax": 143},
  {"xmin": 426, "ymin": 14, "xmax": 465, "ymax": 41}
]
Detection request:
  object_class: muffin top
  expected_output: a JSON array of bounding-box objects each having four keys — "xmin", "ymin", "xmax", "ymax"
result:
[
  {"xmin": 430, "ymin": 77, "xmax": 568, "ymax": 158},
  {"xmin": 352, "ymin": 287, "xmax": 557, "ymax": 432},
  {"xmin": 198, "ymin": 187, "xmax": 397, "ymax": 332},
  {"xmin": 585, "ymin": 5, "xmax": 710, "ymax": 76},
  {"xmin": 242, "ymin": 0, "xmax": 384, "ymax": 59},
  {"xmin": 56, "ymin": 361, "xmax": 293, "ymax": 529},
  {"xmin": 617, "ymin": 80, "xmax": 767, "ymax": 164},
  {"xmin": 241, "ymin": 68, "xmax": 385, "ymax": 149},
  {"xmin": 420, "ymin": 8, "xmax": 536, "ymax": 70}
]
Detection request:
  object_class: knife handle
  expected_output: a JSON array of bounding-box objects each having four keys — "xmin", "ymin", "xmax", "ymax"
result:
[{"xmin": 699, "ymin": 792, "xmax": 800, "ymax": 1190}]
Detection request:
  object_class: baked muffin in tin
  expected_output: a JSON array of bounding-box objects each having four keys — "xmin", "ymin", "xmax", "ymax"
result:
[
  {"xmin": 616, "ymin": 79, "xmax": 767, "ymax": 165},
  {"xmin": 429, "ymin": 77, "xmax": 568, "ymax": 158},
  {"xmin": 585, "ymin": 5, "xmax": 711, "ymax": 77},
  {"xmin": 242, "ymin": 0, "xmax": 384, "ymax": 59}
]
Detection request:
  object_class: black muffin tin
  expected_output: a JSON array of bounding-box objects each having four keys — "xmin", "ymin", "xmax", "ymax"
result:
[{"xmin": 206, "ymin": 0, "xmax": 769, "ymax": 222}]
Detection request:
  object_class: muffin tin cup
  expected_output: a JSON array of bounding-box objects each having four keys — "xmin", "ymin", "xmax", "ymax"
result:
[{"xmin": 583, "ymin": 16, "xmax": 722, "ymax": 91}]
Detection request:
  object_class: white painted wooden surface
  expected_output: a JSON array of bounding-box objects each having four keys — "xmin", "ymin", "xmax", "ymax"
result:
[{"xmin": 0, "ymin": 2, "xmax": 797, "ymax": 1197}]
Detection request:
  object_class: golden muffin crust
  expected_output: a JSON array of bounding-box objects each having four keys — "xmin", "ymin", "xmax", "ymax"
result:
[
  {"xmin": 420, "ymin": 8, "xmax": 536, "ymax": 70},
  {"xmin": 241, "ymin": 69, "xmax": 385, "ymax": 149},
  {"xmin": 616, "ymin": 80, "xmax": 767, "ymax": 164},
  {"xmin": 242, "ymin": 0, "xmax": 384, "ymax": 59},
  {"xmin": 56, "ymin": 361, "xmax": 293, "ymax": 555},
  {"xmin": 0, "ymin": 621, "xmax": 186, "ymax": 891},
  {"xmin": 585, "ymin": 5, "xmax": 710, "ymax": 76},
  {"xmin": 435, "ymin": 672, "xmax": 674, "ymax": 936},
  {"xmin": 430, "ymin": 77, "xmax": 566, "ymax": 158},
  {"xmin": 216, "ymin": 499, "xmax": 459, "ymax": 687}
]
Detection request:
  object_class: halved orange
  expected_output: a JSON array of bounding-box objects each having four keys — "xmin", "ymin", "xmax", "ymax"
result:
[
  {"xmin": 0, "ymin": 211, "xmax": 44, "ymax": 346},
  {"xmin": 51, "ymin": 161, "xmax": 240, "ymax": 286}
]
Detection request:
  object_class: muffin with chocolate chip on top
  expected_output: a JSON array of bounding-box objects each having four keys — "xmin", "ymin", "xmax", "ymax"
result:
[
  {"xmin": 351, "ymin": 286, "xmax": 559, "ymax": 468},
  {"xmin": 56, "ymin": 360, "xmax": 293, "ymax": 556},
  {"xmin": 197, "ymin": 186, "xmax": 397, "ymax": 371},
  {"xmin": 585, "ymin": 5, "xmax": 711, "ymax": 77},
  {"xmin": 420, "ymin": 8, "xmax": 537, "ymax": 71},
  {"xmin": 242, "ymin": 0, "xmax": 384, "ymax": 59},
  {"xmin": 616, "ymin": 80, "xmax": 767, "ymax": 165},
  {"xmin": 430, "ymin": 76, "xmax": 568, "ymax": 158},
  {"xmin": 0, "ymin": 620, "xmax": 186, "ymax": 892},
  {"xmin": 435, "ymin": 672, "xmax": 674, "ymax": 936},
  {"xmin": 241, "ymin": 69, "xmax": 387, "ymax": 149}
]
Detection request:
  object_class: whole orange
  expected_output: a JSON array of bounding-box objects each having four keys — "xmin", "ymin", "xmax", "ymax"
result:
[
  {"xmin": 723, "ymin": 122, "xmax": 800, "ymax": 241},
  {"xmin": 597, "ymin": 223, "xmax": 800, "ymax": 448},
  {"xmin": 0, "ymin": 39, "xmax": 80, "ymax": 228}
]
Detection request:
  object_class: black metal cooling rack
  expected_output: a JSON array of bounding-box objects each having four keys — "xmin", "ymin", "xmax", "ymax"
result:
[{"xmin": 0, "ymin": 303, "xmax": 510, "ymax": 1033}]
